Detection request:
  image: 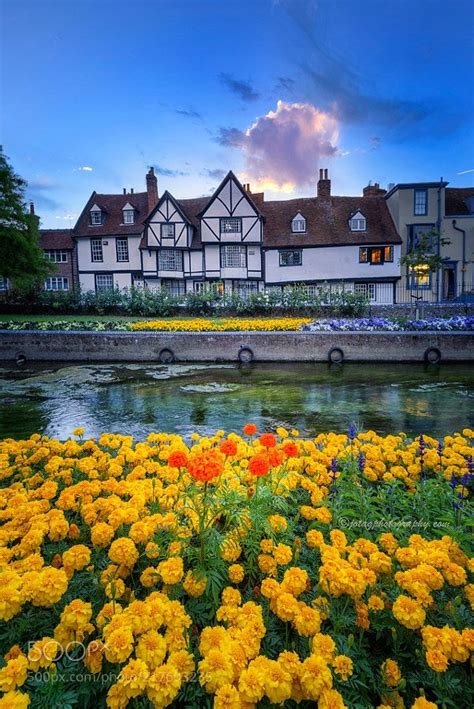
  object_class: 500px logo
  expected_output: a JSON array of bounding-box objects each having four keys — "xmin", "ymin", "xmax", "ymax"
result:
[{"xmin": 27, "ymin": 640, "xmax": 104, "ymax": 663}]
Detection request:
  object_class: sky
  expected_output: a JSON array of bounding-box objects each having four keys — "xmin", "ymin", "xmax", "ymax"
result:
[{"xmin": 1, "ymin": 0, "xmax": 473, "ymax": 228}]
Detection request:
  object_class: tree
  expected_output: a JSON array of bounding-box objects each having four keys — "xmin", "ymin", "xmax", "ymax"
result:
[
  {"xmin": 400, "ymin": 227, "xmax": 450, "ymax": 275},
  {"xmin": 0, "ymin": 146, "xmax": 52, "ymax": 289}
]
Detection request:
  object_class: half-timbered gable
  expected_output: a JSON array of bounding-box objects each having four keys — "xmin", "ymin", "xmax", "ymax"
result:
[{"xmin": 146, "ymin": 191, "xmax": 194, "ymax": 249}]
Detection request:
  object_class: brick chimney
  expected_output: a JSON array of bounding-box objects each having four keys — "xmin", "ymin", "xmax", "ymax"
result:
[
  {"xmin": 29, "ymin": 201, "xmax": 35, "ymax": 215},
  {"xmin": 146, "ymin": 167, "xmax": 159, "ymax": 212},
  {"xmin": 317, "ymin": 168, "xmax": 331, "ymax": 199},
  {"xmin": 363, "ymin": 182, "xmax": 386, "ymax": 197}
]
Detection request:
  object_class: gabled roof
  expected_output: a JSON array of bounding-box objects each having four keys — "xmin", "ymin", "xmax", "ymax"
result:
[
  {"xmin": 197, "ymin": 170, "xmax": 264, "ymax": 218},
  {"xmin": 261, "ymin": 196, "xmax": 401, "ymax": 248},
  {"xmin": 74, "ymin": 191, "xmax": 149, "ymax": 237},
  {"xmin": 445, "ymin": 187, "xmax": 474, "ymax": 216},
  {"xmin": 39, "ymin": 229, "xmax": 75, "ymax": 249}
]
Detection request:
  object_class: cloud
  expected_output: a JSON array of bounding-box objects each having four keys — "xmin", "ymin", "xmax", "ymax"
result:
[
  {"xmin": 458, "ymin": 168, "xmax": 474, "ymax": 175},
  {"xmin": 152, "ymin": 165, "xmax": 189, "ymax": 177},
  {"xmin": 175, "ymin": 108, "xmax": 202, "ymax": 119},
  {"xmin": 217, "ymin": 100, "xmax": 338, "ymax": 191},
  {"xmin": 26, "ymin": 178, "xmax": 60, "ymax": 211},
  {"xmin": 201, "ymin": 168, "xmax": 227, "ymax": 180},
  {"xmin": 219, "ymin": 73, "xmax": 260, "ymax": 102},
  {"xmin": 77, "ymin": 166, "xmax": 93, "ymax": 171},
  {"xmin": 55, "ymin": 214, "xmax": 77, "ymax": 221},
  {"xmin": 274, "ymin": 76, "xmax": 296, "ymax": 94}
]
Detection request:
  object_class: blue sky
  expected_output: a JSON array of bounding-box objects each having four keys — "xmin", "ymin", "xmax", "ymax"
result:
[{"xmin": 1, "ymin": 0, "xmax": 473, "ymax": 227}]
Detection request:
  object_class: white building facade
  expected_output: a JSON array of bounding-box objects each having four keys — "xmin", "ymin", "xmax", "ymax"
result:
[{"xmin": 73, "ymin": 168, "xmax": 403, "ymax": 301}]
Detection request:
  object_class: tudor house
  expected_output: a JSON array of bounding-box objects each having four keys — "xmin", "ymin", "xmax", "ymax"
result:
[{"xmin": 72, "ymin": 167, "xmax": 403, "ymax": 302}]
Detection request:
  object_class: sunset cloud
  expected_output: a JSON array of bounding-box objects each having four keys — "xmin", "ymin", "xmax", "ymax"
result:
[{"xmin": 217, "ymin": 100, "xmax": 338, "ymax": 191}]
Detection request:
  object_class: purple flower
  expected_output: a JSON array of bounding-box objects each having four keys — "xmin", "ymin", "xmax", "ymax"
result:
[
  {"xmin": 348, "ymin": 422, "xmax": 357, "ymax": 441},
  {"xmin": 357, "ymin": 452, "xmax": 365, "ymax": 473}
]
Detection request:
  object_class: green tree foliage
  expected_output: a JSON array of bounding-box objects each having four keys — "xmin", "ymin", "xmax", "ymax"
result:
[
  {"xmin": 0, "ymin": 146, "xmax": 52, "ymax": 288},
  {"xmin": 400, "ymin": 227, "xmax": 450, "ymax": 274}
]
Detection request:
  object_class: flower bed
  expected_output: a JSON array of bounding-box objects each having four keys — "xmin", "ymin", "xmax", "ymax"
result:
[
  {"xmin": 0, "ymin": 426, "xmax": 472, "ymax": 708},
  {"xmin": 130, "ymin": 318, "xmax": 312, "ymax": 332},
  {"xmin": 302, "ymin": 316, "xmax": 474, "ymax": 332}
]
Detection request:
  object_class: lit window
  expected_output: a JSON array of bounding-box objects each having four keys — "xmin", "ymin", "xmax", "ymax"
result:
[
  {"xmin": 95, "ymin": 274, "xmax": 114, "ymax": 292},
  {"xmin": 350, "ymin": 216, "xmax": 367, "ymax": 231},
  {"xmin": 279, "ymin": 250, "xmax": 302, "ymax": 266},
  {"xmin": 90, "ymin": 210, "xmax": 102, "ymax": 225},
  {"xmin": 221, "ymin": 245, "xmax": 246, "ymax": 268},
  {"xmin": 123, "ymin": 209, "xmax": 134, "ymax": 224},
  {"xmin": 414, "ymin": 189, "xmax": 428, "ymax": 216},
  {"xmin": 44, "ymin": 277, "xmax": 69, "ymax": 291},
  {"xmin": 116, "ymin": 238, "xmax": 129, "ymax": 262},
  {"xmin": 359, "ymin": 246, "xmax": 391, "ymax": 265},
  {"xmin": 91, "ymin": 239, "xmax": 103, "ymax": 262},
  {"xmin": 45, "ymin": 250, "xmax": 68, "ymax": 263},
  {"xmin": 159, "ymin": 249, "xmax": 183, "ymax": 271},
  {"xmin": 410, "ymin": 264, "xmax": 431, "ymax": 289},
  {"xmin": 291, "ymin": 215, "xmax": 306, "ymax": 232},
  {"xmin": 221, "ymin": 218, "xmax": 241, "ymax": 234},
  {"xmin": 161, "ymin": 224, "xmax": 175, "ymax": 239}
]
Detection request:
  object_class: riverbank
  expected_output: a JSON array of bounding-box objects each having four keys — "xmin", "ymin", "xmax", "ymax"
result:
[{"xmin": 1, "ymin": 329, "xmax": 473, "ymax": 363}]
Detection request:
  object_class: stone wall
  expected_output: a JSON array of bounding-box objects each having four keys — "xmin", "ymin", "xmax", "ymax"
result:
[{"xmin": 0, "ymin": 331, "xmax": 472, "ymax": 363}]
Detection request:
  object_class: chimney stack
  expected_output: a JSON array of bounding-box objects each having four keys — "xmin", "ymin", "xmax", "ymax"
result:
[
  {"xmin": 362, "ymin": 182, "xmax": 386, "ymax": 197},
  {"xmin": 146, "ymin": 167, "xmax": 159, "ymax": 212},
  {"xmin": 29, "ymin": 201, "xmax": 35, "ymax": 215},
  {"xmin": 130, "ymin": 188, "xmax": 134, "ymax": 194},
  {"xmin": 317, "ymin": 168, "xmax": 331, "ymax": 199}
]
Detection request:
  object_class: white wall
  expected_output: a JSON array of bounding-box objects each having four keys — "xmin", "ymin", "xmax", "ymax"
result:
[
  {"xmin": 147, "ymin": 196, "xmax": 192, "ymax": 248},
  {"xmin": 77, "ymin": 235, "xmax": 142, "ymax": 271},
  {"xmin": 200, "ymin": 175, "xmax": 262, "ymax": 244},
  {"xmin": 264, "ymin": 245, "xmax": 401, "ymax": 283}
]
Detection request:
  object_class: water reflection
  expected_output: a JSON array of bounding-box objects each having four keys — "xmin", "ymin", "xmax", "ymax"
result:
[{"xmin": 0, "ymin": 361, "xmax": 472, "ymax": 440}]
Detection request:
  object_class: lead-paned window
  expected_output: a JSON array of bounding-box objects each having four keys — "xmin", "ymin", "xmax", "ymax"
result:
[
  {"xmin": 45, "ymin": 250, "xmax": 68, "ymax": 263},
  {"xmin": 91, "ymin": 239, "xmax": 103, "ymax": 262},
  {"xmin": 221, "ymin": 218, "xmax": 241, "ymax": 234},
  {"xmin": 161, "ymin": 279, "xmax": 186, "ymax": 295},
  {"xmin": 95, "ymin": 274, "xmax": 114, "ymax": 292},
  {"xmin": 414, "ymin": 189, "xmax": 428, "ymax": 216},
  {"xmin": 123, "ymin": 209, "xmax": 134, "ymax": 224},
  {"xmin": 116, "ymin": 238, "xmax": 129, "ymax": 262},
  {"xmin": 220, "ymin": 244, "xmax": 246, "ymax": 268},
  {"xmin": 354, "ymin": 283, "xmax": 376, "ymax": 301},
  {"xmin": 90, "ymin": 210, "xmax": 102, "ymax": 225},
  {"xmin": 291, "ymin": 218, "xmax": 306, "ymax": 233},
  {"xmin": 159, "ymin": 249, "xmax": 183, "ymax": 271},
  {"xmin": 161, "ymin": 223, "xmax": 175, "ymax": 239},
  {"xmin": 44, "ymin": 277, "xmax": 69, "ymax": 291},
  {"xmin": 279, "ymin": 250, "xmax": 302, "ymax": 266}
]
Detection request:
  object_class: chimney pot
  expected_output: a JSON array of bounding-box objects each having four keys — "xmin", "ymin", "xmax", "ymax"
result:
[
  {"xmin": 130, "ymin": 188, "xmax": 134, "ymax": 194},
  {"xmin": 123, "ymin": 188, "xmax": 126, "ymax": 194},
  {"xmin": 317, "ymin": 168, "xmax": 331, "ymax": 200}
]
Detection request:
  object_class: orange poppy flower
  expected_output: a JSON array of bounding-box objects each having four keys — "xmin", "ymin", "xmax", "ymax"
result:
[
  {"xmin": 259, "ymin": 433, "xmax": 277, "ymax": 448},
  {"xmin": 248, "ymin": 454, "xmax": 270, "ymax": 477},
  {"xmin": 243, "ymin": 423, "xmax": 257, "ymax": 436}
]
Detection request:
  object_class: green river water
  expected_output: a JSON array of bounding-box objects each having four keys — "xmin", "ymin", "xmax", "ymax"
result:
[{"xmin": 0, "ymin": 361, "xmax": 473, "ymax": 440}]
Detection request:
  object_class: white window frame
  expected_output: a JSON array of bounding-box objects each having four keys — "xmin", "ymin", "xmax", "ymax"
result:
[
  {"xmin": 158, "ymin": 249, "xmax": 183, "ymax": 271},
  {"xmin": 122, "ymin": 209, "xmax": 134, "ymax": 225},
  {"xmin": 350, "ymin": 217, "xmax": 367, "ymax": 231},
  {"xmin": 44, "ymin": 277, "xmax": 69, "ymax": 291},
  {"xmin": 220, "ymin": 244, "xmax": 246, "ymax": 268},
  {"xmin": 95, "ymin": 274, "xmax": 114, "ymax": 292},
  {"xmin": 220, "ymin": 218, "xmax": 241, "ymax": 234},
  {"xmin": 161, "ymin": 279, "xmax": 186, "ymax": 296},
  {"xmin": 116, "ymin": 237, "xmax": 129, "ymax": 262},
  {"xmin": 90, "ymin": 210, "xmax": 102, "ymax": 225},
  {"xmin": 291, "ymin": 218, "xmax": 306, "ymax": 233},
  {"xmin": 414, "ymin": 189, "xmax": 428, "ymax": 216},
  {"xmin": 354, "ymin": 283, "xmax": 376, "ymax": 302},
  {"xmin": 45, "ymin": 250, "xmax": 68, "ymax": 263},
  {"xmin": 91, "ymin": 239, "xmax": 103, "ymax": 262}
]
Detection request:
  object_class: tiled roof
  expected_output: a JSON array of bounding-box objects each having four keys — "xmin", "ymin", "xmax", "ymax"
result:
[
  {"xmin": 445, "ymin": 188, "xmax": 474, "ymax": 216},
  {"xmin": 74, "ymin": 191, "xmax": 149, "ymax": 237},
  {"xmin": 39, "ymin": 229, "xmax": 75, "ymax": 249},
  {"xmin": 261, "ymin": 196, "xmax": 401, "ymax": 248}
]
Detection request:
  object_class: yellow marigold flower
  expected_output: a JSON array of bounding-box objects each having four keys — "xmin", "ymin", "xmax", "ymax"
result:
[
  {"xmin": 157, "ymin": 556, "xmax": 184, "ymax": 585},
  {"xmin": 273, "ymin": 592, "xmax": 300, "ymax": 622},
  {"xmin": 105, "ymin": 578, "xmax": 126, "ymax": 600},
  {"xmin": 117, "ymin": 658, "xmax": 149, "ymax": 699},
  {"xmin": 105, "ymin": 626, "xmax": 134, "ymax": 664},
  {"xmin": 84, "ymin": 640, "xmax": 105, "ymax": 674},
  {"xmin": 220, "ymin": 538, "xmax": 242, "ymax": 562},
  {"xmin": 268, "ymin": 514, "xmax": 287, "ymax": 532},
  {"xmin": 167, "ymin": 650, "xmax": 195, "ymax": 681},
  {"xmin": 260, "ymin": 538, "xmax": 274, "ymax": 553},
  {"xmin": 392, "ymin": 594, "xmax": 426, "ymax": 629},
  {"xmin": 382, "ymin": 658, "xmax": 401, "ymax": 687},
  {"xmin": 311, "ymin": 633, "xmax": 336, "ymax": 662},
  {"xmin": 281, "ymin": 567, "xmax": 310, "ymax": 596},
  {"xmin": 221, "ymin": 587, "xmax": 242, "ymax": 606},
  {"xmin": 319, "ymin": 688, "xmax": 348, "ymax": 709},
  {"xmin": 198, "ymin": 648, "xmax": 234, "ymax": 693},
  {"xmin": 293, "ymin": 603, "xmax": 321, "ymax": 636},
  {"xmin": 300, "ymin": 655, "xmax": 332, "ymax": 700},
  {"xmin": 214, "ymin": 683, "xmax": 241, "ymax": 708},
  {"xmin": 306, "ymin": 529, "xmax": 324, "ymax": 548},
  {"xmin": 91, "ymin": 522, "xmax": 115, "ymax": 548},
  {"xmin": 183, "ymin": 570, "xmax": 207, "ymax": 597},
  {"xmin": 108, "ymin": 538, "xmax": 139, "ymax": 568},
  {"xmin": 146, "ymin": 662, "xmax": 181, "ymax": 707},
  {"xmin": 62, "ymin": 544, "xmax": 91, "ymax": 575},
  {"xmin": 238, "ymin": 664, "xmax": 266, "ymax": 703},
  {"xmin": 258, "ymin": 553, "xmax": 277, "ymax": 577},
  {"xmin": 228, "ymin": 564, "xmax": 245, "ymax": 584},
  {"xmin": 145, "ymin": 541, "xmax": 160, "ymax": 559},
  {"xmin": 425, "ymin": 650, "xmax": 448, "ymax": 672},
  {"xmin": 264, "ymin": 659, "xmax": 293, "ymax": 704},
  {"xmin": 0, "ymin": 655, "xmax": 28, "ymax": 692},
  {"xmin": 368, "ymin": 594, "xmax": 385, "ymax": 612},
  {"xmin": 410, "ymin": 698, "xmax": 439, "ymax": 708},
  {"xmin": 260, "ymin": 577, "xmax": 281, "ymax": 599},
  {"xmin": 0, "ymin": 691, "xmax": 30, "ymax": 709},
  {"xmin": 273, "ymin": 543, "xmax": 292, "ymax": 565},
  {"xmin": 73, "ymin": 427, "xmax": 85, "ymax": 437},
  {"xmin": 332, "ymin": 655, "xmax": 353, "ymax": 681}
]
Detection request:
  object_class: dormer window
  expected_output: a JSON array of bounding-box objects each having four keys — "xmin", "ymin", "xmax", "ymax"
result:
[
  {"xmin": 291, "ymin": 213, "xmax": 306, "ymax": 233},
  {"xmin": 122, "ymin": 203, "xmax": 135, "ymax": 225},
  {"xmin": 90, "ymin": 204, "xmax": 103, "ymax": 226},
  {"xmin": 349, "ymin": 211, "xmax": 367, "ymax": 231}
]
